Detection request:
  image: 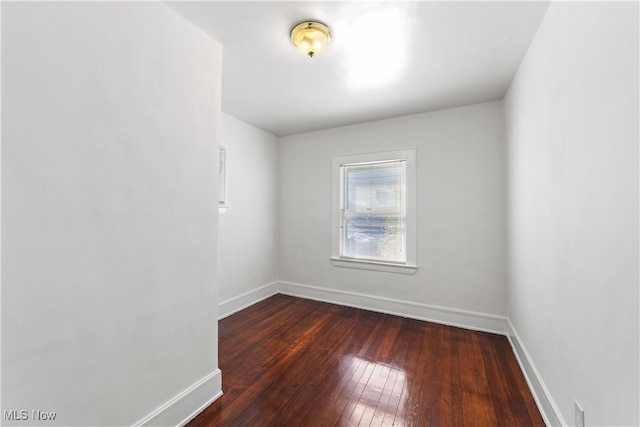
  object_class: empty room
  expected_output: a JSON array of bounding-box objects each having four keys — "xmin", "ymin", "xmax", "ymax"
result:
[{"xmin": 2, "ymin": 1, "xmax": 638, "ymax": 426}]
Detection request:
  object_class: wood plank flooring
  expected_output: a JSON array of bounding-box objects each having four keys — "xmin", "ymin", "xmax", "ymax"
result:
[{"xmin": 188, "ymin": 295, "xmax": 544, "ymax": 427}]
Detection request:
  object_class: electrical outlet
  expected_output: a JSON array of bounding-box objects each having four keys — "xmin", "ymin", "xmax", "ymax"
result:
[{"xmin": 575, "ymin": 400, "xmax": 585, "ymax": 427}]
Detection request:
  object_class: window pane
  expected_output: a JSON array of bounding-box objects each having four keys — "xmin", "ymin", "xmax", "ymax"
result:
[
  {"xmin": 343, "ymin": 214, "xmax": 406, "ymax": 263},
  {"xmin": 345, "ymin": 162, "xmax": 406, "ymax": 213},
  {"xmin": 341, "ymin": 160, "xmax": 407, "ymax": 263}
]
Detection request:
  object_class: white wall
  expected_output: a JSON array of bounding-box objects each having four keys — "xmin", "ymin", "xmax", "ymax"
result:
[
  {"xmin": 505, "ymin": 2, "xmax": 639, "ymax": 426},
  {"xmin": 2, "ymin": 3, "xmax": 222, "ymax": 425},
  {"xmin": 279, "ymin": 101, "xmax": 508, "ymax": 318},
  {"xmin": 218, "ymin": 114, "xmax": 279, "ymax": 315}
]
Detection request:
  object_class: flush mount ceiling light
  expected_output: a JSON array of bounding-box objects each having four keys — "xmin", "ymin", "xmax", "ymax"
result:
[{"xmin": 290, "ymin": 21, "xmax": 332, "ymax": 58}]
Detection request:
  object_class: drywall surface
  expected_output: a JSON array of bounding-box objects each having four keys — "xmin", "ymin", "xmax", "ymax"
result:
[
  {"xmin": 505, "ymin": 2, "xmax": 639, "ymax": 425},
  {"xmin": 279, "ymin": 101, "xmax": 508, "ymax": 316},
  {"xmin": 2, "ymin": 2, "xmax": 222, "ymax": 425},
  {"xmin": 219, "ymin": 114, "xmax": 279, "ymax": 303}
]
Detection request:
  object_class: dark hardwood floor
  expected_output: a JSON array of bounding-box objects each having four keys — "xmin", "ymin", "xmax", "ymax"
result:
[{"xmin": 188, "ymin": 295, "xmax": 544, "ymax": 427}]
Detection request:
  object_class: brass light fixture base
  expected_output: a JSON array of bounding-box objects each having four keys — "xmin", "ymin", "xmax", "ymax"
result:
[{"xmin": 290, "ymin": 21, "xmax": 332, "ymax": 58}]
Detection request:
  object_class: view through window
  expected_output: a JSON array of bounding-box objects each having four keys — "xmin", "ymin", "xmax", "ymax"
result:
[{"xmin": 341, "ymin": 159, "xmax": 407, "ymax": 263}]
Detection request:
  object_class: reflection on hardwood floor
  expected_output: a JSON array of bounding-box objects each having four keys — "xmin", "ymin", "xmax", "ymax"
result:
[{"xmin": 188, "ymin": 294, "xmax": 544, "ymax": 427}]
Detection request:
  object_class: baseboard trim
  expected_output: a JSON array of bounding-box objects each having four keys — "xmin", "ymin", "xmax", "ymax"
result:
[
  {"xmin": 506, "ymin": 319, "xmax": 565, "ymax": 427},
  {"xmin": 134, "ymin": 369, "xmax": 223, "ymax": 427},
  {"xmin": 277, "ymin": 281, "xmax": 509, "ymax": 335},
  {"xmin": 218, "ymin": 281, "xmax": 279, "ymax": 320}
]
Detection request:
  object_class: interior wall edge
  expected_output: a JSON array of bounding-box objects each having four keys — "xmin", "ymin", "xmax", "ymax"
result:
[
  {"xmin": 218, "ymin": 281, "xmax": 279, "ymax": 320},
  {"xmin": 506, "ymin": 319, "xmax": 565, "ymax": 427},
  {"xmin": 133, "ymin": 369, "xmax": 222, "ymax": 427}
]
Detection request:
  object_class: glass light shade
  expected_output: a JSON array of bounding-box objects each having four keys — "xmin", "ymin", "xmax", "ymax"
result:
[{"xmin": 290, "ymin": 21, "xmax": 331, "ymax": 58}]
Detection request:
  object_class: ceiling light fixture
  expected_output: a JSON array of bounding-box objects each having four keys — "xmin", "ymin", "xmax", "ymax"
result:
[{"xmin": 290, "ymin": 21, "xmax": 331, "ymax": 58}]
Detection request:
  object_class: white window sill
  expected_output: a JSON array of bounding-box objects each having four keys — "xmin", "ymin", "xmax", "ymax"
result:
[{"xmin": 330, "ymin": 257, "xmax": 417, "ymax": 275}]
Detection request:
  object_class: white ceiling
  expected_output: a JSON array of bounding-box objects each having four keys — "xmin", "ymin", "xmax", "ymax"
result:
[{"xmin": 167, "ymin": 1, "xmax": 550, "ymax": 136}]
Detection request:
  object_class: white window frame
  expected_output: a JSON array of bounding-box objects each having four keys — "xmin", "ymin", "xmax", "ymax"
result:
[{"xmin": 331, "ymin": 148, "xmax": 417, "ymax": 275}]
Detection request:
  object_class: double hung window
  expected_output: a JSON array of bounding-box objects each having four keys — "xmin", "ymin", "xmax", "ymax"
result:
[
  {"xmin": 331, "ymin": 149, "xmax": 417, "ymax": 274},
  {"xmin": 341, "ymin": 160, "xmax": 406, "ymax": 263}
]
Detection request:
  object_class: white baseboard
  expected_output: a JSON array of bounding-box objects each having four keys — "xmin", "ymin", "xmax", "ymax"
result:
[
  {"xmin": 218, "ymin": 281, "xmax": 279, "ymax": 320},
  {"xmin": 134, "ymin": 369, "xmax": 223, "ymax": 427},
  {"xmin": 506, "ymin": 319, "xmax": 566, "ymax": 427},
  {"xmin": 277, "ymin": 281, "xmax": 509, "ymax": 335}
]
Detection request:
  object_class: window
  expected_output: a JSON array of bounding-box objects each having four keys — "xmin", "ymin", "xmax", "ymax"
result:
[
  {"xmin": 342, "ymin": 160, "xmax": 406, "ymax": 263},
  {"xmin": 331, "ymin": 148, "xmax": 417, "ymax": 274}
]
